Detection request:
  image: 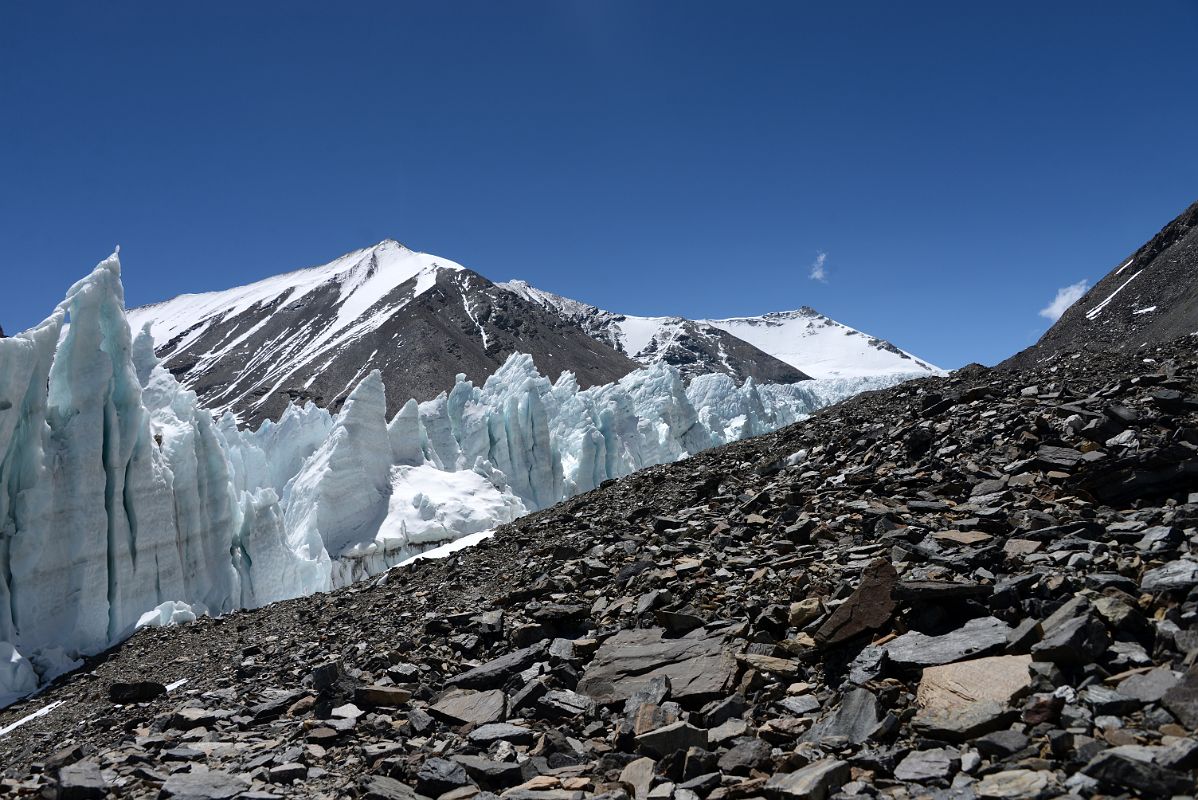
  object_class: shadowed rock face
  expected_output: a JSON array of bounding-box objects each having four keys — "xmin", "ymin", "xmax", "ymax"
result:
[
  {"xmin": 630, "ymin": 320, "xmax": 811, "ymax": 385},
  {"xmin": 2, "ymin": 337, "xmax": 1196, "ymax": 799},
  {"xmin": 499, "ymin": 280, "xmax": 812, "ymax": 385},
  {"xmin": 1005, "ymin": 199, "xmax": 1198, "ymax": 369}
]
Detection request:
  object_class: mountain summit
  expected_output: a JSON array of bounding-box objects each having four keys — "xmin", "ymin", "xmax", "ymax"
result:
[{"xmin": 128, "ymin": 241, "xmax": 639, "ymax": 425}]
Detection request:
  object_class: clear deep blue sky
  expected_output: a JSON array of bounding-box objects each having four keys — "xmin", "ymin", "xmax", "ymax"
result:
[{"xmin": 3, "ymin": 2, "xmax": 1197, "ymax": 368}]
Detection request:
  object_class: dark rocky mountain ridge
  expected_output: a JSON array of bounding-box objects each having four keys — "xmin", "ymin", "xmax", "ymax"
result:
[
  {"xmin": 2, "ymin": 337, "xmax": 1197, "ymax": 799},
  {"xmin": 1005, "ymin": 199, "xmax": 1198, "ymax": 369},
  {"xmin": 499, "ymin": 281, "xmax": 810, "ymax": 386}
]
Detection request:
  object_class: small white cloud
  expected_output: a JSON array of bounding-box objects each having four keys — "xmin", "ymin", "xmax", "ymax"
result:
[
  {"xmin": 809, "ymin": 251, "xmax": 828, "ymax": 282},
  {"xmin": 1038, "ymin": 279, "xmax": 1089, "ymax": 322}
]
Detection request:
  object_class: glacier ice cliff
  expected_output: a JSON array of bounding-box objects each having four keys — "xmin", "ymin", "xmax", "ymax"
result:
[{"xmin": 0, "ymin": 254, "xmax": 923, "ymax": 703}]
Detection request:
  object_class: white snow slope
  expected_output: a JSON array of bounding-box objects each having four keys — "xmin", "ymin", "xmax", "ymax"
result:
[
  {"xmin": 705, "ymin": 309, "xmax": 942, "ymax": 379},
  {"xmin": 501, "ymin": 281, "xmax": 941, "ymax": 379},
  {"xmin": 0, "ymin": 254, "xmax": 923, "ymax": 705}
]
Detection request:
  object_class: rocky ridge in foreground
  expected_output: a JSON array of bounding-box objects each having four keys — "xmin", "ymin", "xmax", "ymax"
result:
[{"xmin": 1, "ymin": 342, "xmax": 1197, "ymax": 799}]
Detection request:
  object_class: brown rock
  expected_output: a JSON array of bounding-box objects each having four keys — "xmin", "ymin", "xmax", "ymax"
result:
[{"xmin": 813, "ymin": 560, "xmax": 898, "ymax": 647}]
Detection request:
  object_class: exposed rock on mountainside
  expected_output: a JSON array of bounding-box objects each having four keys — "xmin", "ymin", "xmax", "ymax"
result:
[
  {"xmin": 2, "ymin": 339, "xmax": 1196, "ymax": 799},
  {"xmin": 129, "ymin": 242, "xmax": 639, "ymax": 426},
  {"xmin": 1006, "ymin": 199, "xmax": 1198, "ymax": 369},
  {"xmin": 499, "ymin": 282, "xmax": 810, "ymax": 385}
]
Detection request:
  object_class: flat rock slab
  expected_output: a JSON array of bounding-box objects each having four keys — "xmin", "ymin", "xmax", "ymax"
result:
[
  {"xmin": 916, "ymin": 654, "xmax": 1032, "ymax": 712},
  {"xmin": 912, "ymin": 699, "xmax": 1013, "ymax": 742},
  {"xmin": 634, "ymin": 720, "xmax": 707, "ymax": 756},
  {"xmin": 932, "ymin": 530, "xmax": 992, "ymax": 546},
  {"xmin": 468, "ymin": 723, "xmax": 535, "ymax": 746},
  {"xmin": 883, "ymin": 617, "xmax": 1011, "ymax": 667},
  {"xmin": 360, "ymin": 775, "xmax": 431, "ymax": 800},
  {"xmin": 1141, "ymin": 560, "xmax": 1198, "ymax": 592},
  {"xmin": 765, "ymin": 759, "xmax": 849, "ymax": 800},
  {"xmin": 975, "ymin": 769, "xmax": 1056, "ymax": 799},
  {"xmin": 802, "ymin": 687, "xmax": 881, "ymax": 745},
  {"xmin": 576, "ymin": 628, "xmax": 734, "ymax": 705},
  {"xmin": 447, "ymin": 643, "xmax": 547, "ymax": 690},
  {"xmin": 160, "ymin": 770, "xmax": 250, "ymax": 799},
  {"xmin": 430, "ymin": 688, "xmax": 507, "ymax": 726},
  {"xmin": 355, "ymin": 685, "xmax": 413, "ymax": 707},
  {"xmin": 56, "ymin": 761, "xmax": 106, "ymax": 800},
  {"xmin": 893, "ymin": 747, "xmax": 958, "ymax": 782},
  {"xmin": 1117, "ymin": 666, "xmax": 1180, "ymax": 703}
]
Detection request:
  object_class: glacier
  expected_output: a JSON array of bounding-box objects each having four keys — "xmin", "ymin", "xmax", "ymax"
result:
[{"xmin": 0, "ymin": 253, "xmax": 924, "ymax": 704}]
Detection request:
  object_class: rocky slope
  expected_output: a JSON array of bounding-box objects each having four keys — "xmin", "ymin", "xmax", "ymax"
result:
[
  {"xmin": 1006, "ymin": 199, "xmax": 1198, "ymax": 369},
  {"xmin": 498, "ymin": 282, "xmax": 809, "ymax": 386},
  {"xmin": 128, "ymin": 242, "xmax": 639, "ymax": 426},
  {"xmin": 1, "ymin": 341, "xmax": 1196, "ymax": 800}
]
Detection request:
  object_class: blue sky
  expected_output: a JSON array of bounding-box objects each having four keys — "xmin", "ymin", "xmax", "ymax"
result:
[{"xmin": 3, "ymin": 2, "xmax": 1196, "ymax": 368}]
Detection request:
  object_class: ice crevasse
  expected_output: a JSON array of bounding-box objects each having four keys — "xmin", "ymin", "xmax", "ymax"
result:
[{"xmin": 0, "ymin": 253, "xmax": 920, "ymax": 703}]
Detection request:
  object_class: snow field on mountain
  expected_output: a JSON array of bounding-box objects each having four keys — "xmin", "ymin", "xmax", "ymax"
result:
[
  {"xmin": 706, "ymin": 310, "xmax": 942, "ymax": 378},
  {"xmin": 0, "ymin": 254, "xmax": 924, "ymax": 703}
]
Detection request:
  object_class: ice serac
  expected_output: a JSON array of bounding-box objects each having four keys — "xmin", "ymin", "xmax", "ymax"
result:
[
  {"xmin": 14, "ymin": 255, "xmax": 187, "ymax": 654},
  {"xmin": 0, "ymin": 310, "xmax": 63, "ymax": 663},
  {"xmin": 0, "ymin": 254, "xmax": 309, "ymax": 700},
  {"xmin": 388, "ymin": 399, "xmax": 426, "ymax": 466},
  {"xmin": 283, "ymin": 370, "xmax": 392, "ymax": 588}
]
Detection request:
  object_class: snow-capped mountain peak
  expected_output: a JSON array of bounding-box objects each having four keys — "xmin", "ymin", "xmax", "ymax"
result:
[
  {"xmin": 129, "ymin": 246, "xmax": 638, "ymax": 425},
  {"xmin": 131, "ymin": 239, "xmax": 463, "ymax": 354}
]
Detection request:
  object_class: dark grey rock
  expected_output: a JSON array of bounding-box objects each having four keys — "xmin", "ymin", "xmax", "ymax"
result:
[
  {"xmin": 56, "ymin": 760, "xmax": 106, "ymax": 800},
  {"xmin": 882, "ymin": 617, "xmax": 1011, "ymax": 666},
  {"xmin": 360, "ymin": 775, "xmax": 431, "ymax": 800},
  {"xmin": 446, "ymin": 642, "xmax": 547, "ymax": 689},
  {"xmin": 1118, "ymin": 667, "xmax": 1181, "ymax": 703},
  {"xmin": 415, "ymin": 757, "xmax": 472, "ymax": 797},
  {"xmin": 1030, "ymin": 614, "xmax": 1108, "ymax": 665},
  {"xmin": 634, "ymin": 721, "xmax": 708, "ymax": 757},
  {"xmin": 576, "ymin": 628, "xmax": 734, "ymax": 705},
  {"xmin": 892, "ymin": 747, "xmax": 957, "ymax": 782},
  {"xmin": 718, "ymin": 738, "xmax": 772, "ymax": 775},
  {"xmin": 802, "ymin": 688, "xmax": 882, "ymax": 745},
  {"xmin": 1082, "ymin": 748, "xmax": 1193, "ymax": 796},
  {"xmin": 765, "ymin": 758, "xmax": 849, "ymax": 800},
  {"xmin": 160, "ymin": 770, "xmax": 250, "ymax": 799},
  {"xmin": 108, "ymin": 681, "xmax": 166, "ymax": 704},
  {"xmin": 467, "ymin": 723, "xmax": 536, "ymax": 746},
  {"xmin": 1162, "ymin": 664, "xmax": 1198, "ymax": 729},
  {"xmin": 1141, "ymin": 560, "xmax": 1198, "ymax": 592}
]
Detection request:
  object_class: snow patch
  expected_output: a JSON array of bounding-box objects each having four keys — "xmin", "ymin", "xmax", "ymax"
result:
[
  {"xmin": 0, "ymin": 700, "xmax": 64, "ymax": 738},
  {"xmin": 1085, "ymin": 270, "xmax": 1143, "ymax": 320}
]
